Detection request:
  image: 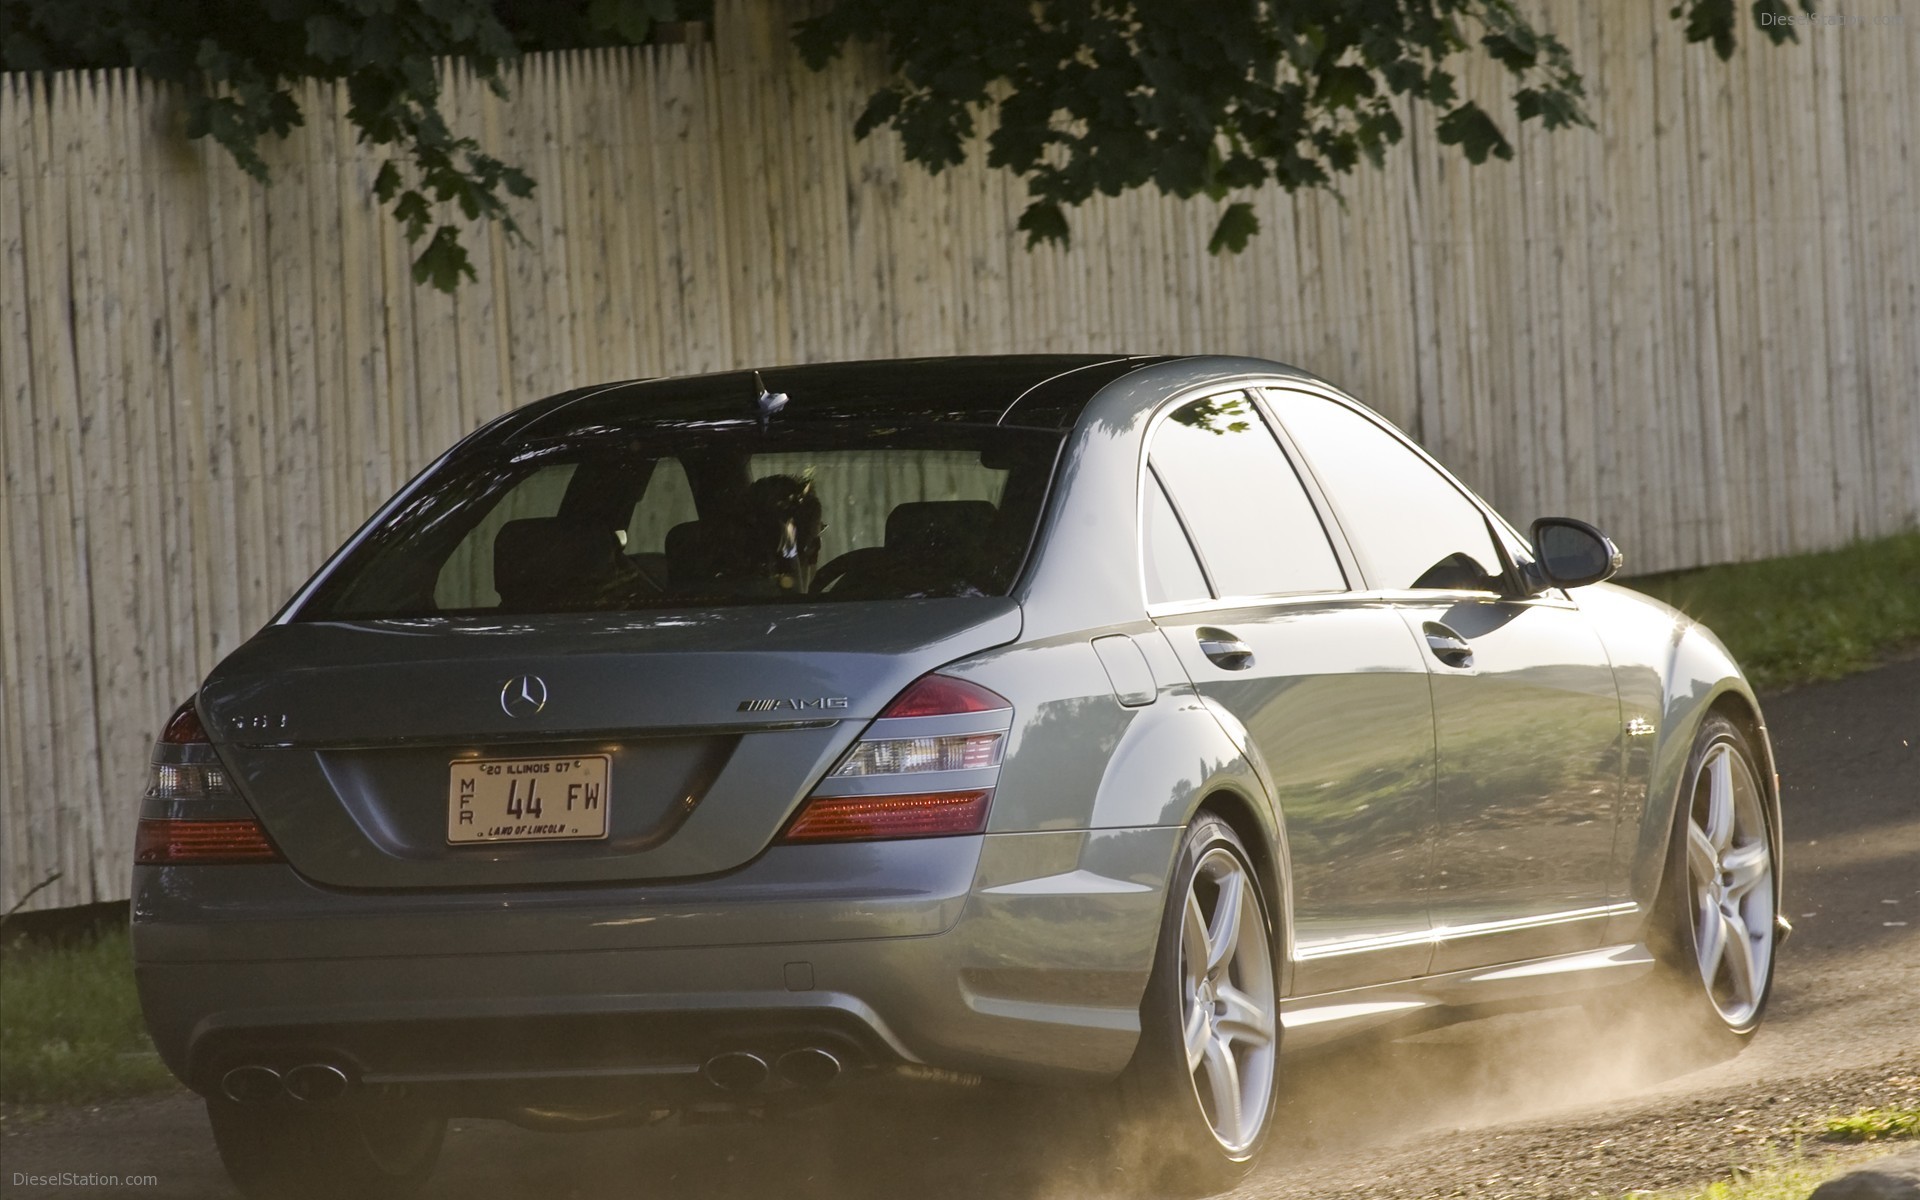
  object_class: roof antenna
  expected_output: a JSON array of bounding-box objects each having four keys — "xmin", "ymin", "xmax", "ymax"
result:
[{"xmin": 754, "ymin": 372, "xmax": 788, "ymax": 431}]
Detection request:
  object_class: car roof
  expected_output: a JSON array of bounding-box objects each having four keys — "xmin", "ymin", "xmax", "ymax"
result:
[{"xmin": 491, "ymin": 355, "xmax": 1185, "ymax": 441}]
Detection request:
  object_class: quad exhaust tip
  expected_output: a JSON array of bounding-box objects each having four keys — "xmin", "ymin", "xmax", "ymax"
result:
[
  {"xmin": 219, "ymin": 1062, "xmax": 351, "ymax": 1105},
  {"xmin": 703, "ymin": 1051, "xmax": 770, "ymax": 1091},
  {"xmin": 283, "ymin": 1063, "xmax": 351, "ymax": 1103},
  {"xmin": 703, "ymin": 1048, "xmax": 841, "ymax": 1090},
  {"xmin": 775, "ymin": 1047, "xmax": 841, "ymax": 1088},
  {"xmin": 220, "ymin": 1065, "xmax": 283, "ymax": 1104}
]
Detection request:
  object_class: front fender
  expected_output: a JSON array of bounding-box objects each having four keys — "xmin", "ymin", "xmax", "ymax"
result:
[{"xmin": 1582, "ymin": 583, "xmax": 1780, "ymax": 940}]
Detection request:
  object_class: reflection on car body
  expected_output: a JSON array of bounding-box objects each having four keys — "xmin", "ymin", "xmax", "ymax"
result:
[{"xmin": 132, "ymin": 355, "xmax": 1783, "ymax": 1198}]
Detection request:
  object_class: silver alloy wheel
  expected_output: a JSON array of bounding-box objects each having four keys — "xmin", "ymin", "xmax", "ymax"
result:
[
  {"xmin": 1179, "ymin": 847, "xmax": 1277, "ymax": 1157},
  {"xmin": 1684, "ymin": 739, "xmax": 1775, "ymax": 1027}
]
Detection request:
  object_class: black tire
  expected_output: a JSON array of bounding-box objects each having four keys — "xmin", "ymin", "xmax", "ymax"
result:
[
  {"xmin": 1114, "ymin": 813, "xmax": 1281, "ymax": 1197},
  {"xmin": 1641, "ymin": 712, "xmax": 1779, "ymax": 1047},
  {"xmin": 206, "ymin": 1097, "xmax": 445, "ymax": 1200}
]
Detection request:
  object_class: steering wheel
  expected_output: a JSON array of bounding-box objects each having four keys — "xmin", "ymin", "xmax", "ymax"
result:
[{"xmin": 810, "ymin": 548, "xmax": 886, "ymax": 595}]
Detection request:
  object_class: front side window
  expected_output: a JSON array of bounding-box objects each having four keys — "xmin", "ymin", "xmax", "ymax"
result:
[
  {"xmin": 1147, "ymin": 392, "xmax": 1346, "ymax": 600},
  {"xmin": 299, "ymin": 425, "xmax": 1061, "ymax": 619},
  {"xmin": 1267, "ymin": 390, "xmax": 1504, "ymax": 592}
]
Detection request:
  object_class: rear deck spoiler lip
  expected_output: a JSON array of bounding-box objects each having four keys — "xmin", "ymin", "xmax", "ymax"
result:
[{"xmin": 218, "ymin": 718, "xmax": 842, "ymax": 752}]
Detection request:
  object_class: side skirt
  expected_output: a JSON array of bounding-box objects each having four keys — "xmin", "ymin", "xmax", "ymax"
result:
[{"xmin": 1278, "ymin": 942, "xmax": 1656, "ymax": 1052}]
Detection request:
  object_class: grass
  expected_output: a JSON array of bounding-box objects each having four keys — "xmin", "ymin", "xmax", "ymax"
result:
[
  {"xmin": 1624, "ymin": 530, "xmax": 1920, "ymax": 692},
  {"xmin": 1821, "ymin": 1106, "xmax": 1920, "ymax": 1143},
  {"xmin": 1632, "ymin": 1153, "xmax": 1845, "ymax": 1200},
  {"xmin": 0, "ymin": 926, "xmax": 177, "ymax": 1106},
  {"xmin": 1631, "ymin": 1108, "xmax": 1920, "ymax": 1200}
]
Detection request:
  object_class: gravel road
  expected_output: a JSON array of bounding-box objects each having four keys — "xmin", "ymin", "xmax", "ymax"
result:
[{"xmin": 5, "ymin": 656, "xmax": 1916, "ymax": 1200}]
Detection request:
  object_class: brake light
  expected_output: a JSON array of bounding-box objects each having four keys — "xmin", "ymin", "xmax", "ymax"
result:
[
  {"xmin": 778, "ymin": 674, "xmax": 1012, "ymax": 844},
  {"xmin": 781, "ymin": 790, "xmax": 994, "ymax": 842},
  {"xmin": 161, "ymin": 700, "xmax": 210, "ymax": 745},
  {"xmin": 878, "ymin": 675, "xmax": 1009, "ymax": 719},
  {"xmin": 138, "ymin": 697, "xmax": 282, "ymax": 864},
  {"xmin": 135, "ymin": 818, "xmax": 280, "ymax": 864}
]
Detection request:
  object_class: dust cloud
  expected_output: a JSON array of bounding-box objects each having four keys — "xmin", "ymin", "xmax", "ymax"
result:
[{"xmin": 420, "ymin": 992, "xmax": 1739, "ymax": 1200}]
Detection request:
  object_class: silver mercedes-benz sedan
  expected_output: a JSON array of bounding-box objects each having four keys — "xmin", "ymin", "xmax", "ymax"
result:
[{"xmin": 132, "ymin": 355, "xmax": 1783, "ymax": 1198}]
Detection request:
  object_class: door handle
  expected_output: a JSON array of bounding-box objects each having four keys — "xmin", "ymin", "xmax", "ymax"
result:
[
  {"xmin": 1196, "ymin": 627, "xmax": 1255, "ymax": 670},
  {"xmin": 1423, "ymin": 622, "xmax": 1474, "ymax": 668}
]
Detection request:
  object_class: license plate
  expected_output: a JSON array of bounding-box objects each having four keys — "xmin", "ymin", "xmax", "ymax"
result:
[{"xmin": 447, "ymin": 755, "xmax": 611, "ymax": 844}]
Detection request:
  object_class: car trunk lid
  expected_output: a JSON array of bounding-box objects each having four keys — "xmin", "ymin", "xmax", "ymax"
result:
[{"xmin": 198, "ymin": 600, "xmax": 1020, "ymax": 888}]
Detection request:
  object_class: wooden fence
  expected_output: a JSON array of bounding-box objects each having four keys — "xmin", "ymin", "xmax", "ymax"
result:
[{"xmin": 2, "ymin": 2, "xmax": 1916, "ymax": 912}]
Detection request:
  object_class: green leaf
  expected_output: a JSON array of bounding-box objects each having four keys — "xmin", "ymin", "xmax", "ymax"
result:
[
  {"xmin": 373, "ymin": 161, "xmax": 401, "ymax": 203},
  {"xmin": 1316, "ymin": 64, "xmax": 1376, "ymax": 110},
  {"xmin": 411, "ymin": 224, "xmax": 475, "ymax": 292},
  {"xmin": 852, "ymin": 89, "xmax": 903, "ymax": 140},
  {"xmin": 1514, "ymin": 86, "xmax": 1589, "ymax": 131},
  {"xmin": 586, "ymin": 0, "xmax": 656, "ymax": 45},
  {"xmin": 1016, "ymin": 201, "xmax": 1071, "ymax": 249},
  {"xmin": 304, "ymin": 14, "xmax": 355, "ymax": 62},
  {"xmin": 1673, "ymin": 0, "xmax": 1739, "ymax": 59},
  {"xmin": 1751, "ymin": 0, "xmax": 1801, "ymax": 45},
  {"xmin": 1481, "ymin": 32, "xmax": 1537, "ymax": 72},
  {"xmin": 1207, "ymin": 202, "xmax": 1260, "ymax": 255},
  {"xmin": 500, "ymin": 165, "xmax": 535, "ymax": 199},
  {"xmin": 1435, "ymin": 101, "xmax": 1513, "ymax": 163},
  {"xmin": 392, "ymin": 189, "xmax": 431, "ymax": 239}
]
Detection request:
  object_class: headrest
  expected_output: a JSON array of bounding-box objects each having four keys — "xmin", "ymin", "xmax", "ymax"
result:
[
  {"xmin": 663, "ymin": 519, "xmax": 710, "ymax": 562},
  {"xmin": 493, "ymin": 517, "xmax": 620, "ymax": 600},
  {"xmin": 885, "ymin": 500, "xmax": 996, "ymax": 551}
]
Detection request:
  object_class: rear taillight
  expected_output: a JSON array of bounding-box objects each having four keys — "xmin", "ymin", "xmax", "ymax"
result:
[
  {"xmin": 145, "ymin": 698, "xmax": 233, "ymax": 801},
  {"xmin": 135, "ymin": 818, "xmax": 280, "ymax": 864},
  {"xmin": 778, "ymin": 675, "xmax": 1013, "ymax": 844},
  {"xmin": 137, "ymin": 698, "xmax": 282, "ymax": 864},
  {"xmin": 871, "ymin": 674, "xmax": 1009, "ymax": 719}
]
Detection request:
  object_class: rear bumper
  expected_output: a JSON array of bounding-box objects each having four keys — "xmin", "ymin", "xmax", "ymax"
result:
[{"xmin": 132, "ymin": 828, "xmax": 1179, "ymax": 1100}]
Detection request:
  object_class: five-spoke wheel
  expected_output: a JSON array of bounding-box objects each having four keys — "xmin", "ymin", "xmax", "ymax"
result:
[
  {"xmin": 1653, "ymin": 713, "xmax": 1777, "ymax": 1040},
  {"xmin": 1179, "ymin": 845, "xmax": 1278, "ymax": 1157},
  {"xmin": 1120, "ymin": 813, "xmax": 1280, "ymax": 1193},
  {"xmin": 1683, "ymin": 732, "xmax": 1775, "ymax": 1028}
]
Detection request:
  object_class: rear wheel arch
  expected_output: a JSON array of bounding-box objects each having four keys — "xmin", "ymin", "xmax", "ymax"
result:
[
  {"xmin": 1114, "ymin": 809, "xmax": 1283, "ymax": 1186},
  {"xmin": 1192, "ymin": 787, "xmax": 1293, "ymax": 995}
]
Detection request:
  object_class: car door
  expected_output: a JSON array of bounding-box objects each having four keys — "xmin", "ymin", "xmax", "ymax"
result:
[
  {"xmin": 1144, "ymin": 390, "xmax": 1440, "ymax": 994},
  {"xmin": 1265, "ymin": 387, "xmax": 1625, "ymax": 973}
]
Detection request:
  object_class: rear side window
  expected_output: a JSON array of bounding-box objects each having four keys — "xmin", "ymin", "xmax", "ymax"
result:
[
  {"xmin": 1142, "ymin": 471, "xmax": 1211, "ymax": 605},
  {"xmin": 1266, "ymin": 391, "xmax": 1504, "ymax": 592},
  {"xmin": 1148, "ymin": 392, "xmax": 1346, "ymax": 599},
  {"xmin": 299, "ymin": 426, "xmax": 1062, "ymax": 619}
]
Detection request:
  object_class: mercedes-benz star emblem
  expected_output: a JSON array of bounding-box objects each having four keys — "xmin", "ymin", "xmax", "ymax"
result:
[{"xmin": 500, "ymin": 675, "xmax": 548, "ymax": 718}]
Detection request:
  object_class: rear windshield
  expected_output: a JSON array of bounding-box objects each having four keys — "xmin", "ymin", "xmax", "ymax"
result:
[{"xmin": 297, "ymin": 424, "xmax": 1063, "ymax": 619}]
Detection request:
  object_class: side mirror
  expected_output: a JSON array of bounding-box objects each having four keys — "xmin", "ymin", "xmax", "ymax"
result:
[{"xmin": 1528, "ymin": 517, "xmax": 1623, "ymax": 589}]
